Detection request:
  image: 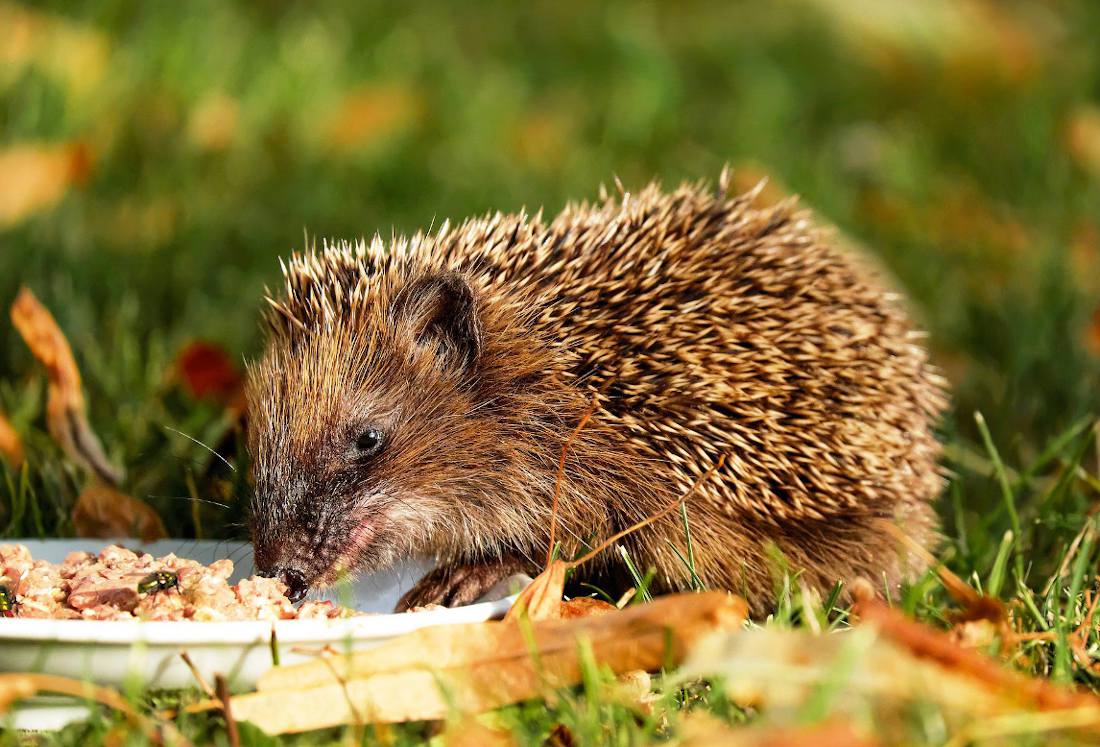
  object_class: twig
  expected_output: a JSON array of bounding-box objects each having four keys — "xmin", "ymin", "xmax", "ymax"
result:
[
  {"xmin": 569, "ymin": 454, "xmax": 727, "ymax": 569},
  {"xmin": 179, "ymin": 651, "xmax": 215, "ymax": 699},
  {"xmin": 216, "ymin": 674, "xmax": 240, "ymax": 747}
]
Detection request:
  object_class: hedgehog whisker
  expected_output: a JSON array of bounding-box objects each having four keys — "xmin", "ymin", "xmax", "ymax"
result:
[
  {"xmin": 147, "ymin": 494, "xmax": 232, "ymax": 510},
  {"xmin": 163, "ymin": 425, "xmax": 237, "ymax": 473}
]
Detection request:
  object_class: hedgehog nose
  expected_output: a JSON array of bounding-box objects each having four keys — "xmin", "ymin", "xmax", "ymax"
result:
[{"xmin": 264, "ymin": 567, "xmax": 309, "ymax": 603}]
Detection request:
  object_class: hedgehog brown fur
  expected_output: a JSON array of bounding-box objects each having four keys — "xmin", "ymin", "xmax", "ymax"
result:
[{"xmin": 246, "ymin": 171, "xmax": 948, "ymax": 615}]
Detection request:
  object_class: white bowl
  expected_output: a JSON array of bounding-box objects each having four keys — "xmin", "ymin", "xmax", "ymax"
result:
[{"xmin": 0, "ymin": 539, "xmax": 518, "ymax": 730}]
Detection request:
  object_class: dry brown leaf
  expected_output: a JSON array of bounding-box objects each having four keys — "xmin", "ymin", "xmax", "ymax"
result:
[
  {"xmin": 203, "ymin": 591, "xmax": 744, "ymax": 733},
  {"xmin": 503, "ymin": 560, "xmax": 567, "ymax": 623},
  {"xmin": 10, "ymin": 287, "xmax": 121, "ymax": 485},
  {"xmin": 71, "ymin": 482, "xmax": 167, "ymax": 542},
  {"xmin": 0, "ymin": 410, "xmax": 23, "ymax": 468},
  {"xmin": 0, "ymin": 142, "xmax": 92, "ymax": 228}
]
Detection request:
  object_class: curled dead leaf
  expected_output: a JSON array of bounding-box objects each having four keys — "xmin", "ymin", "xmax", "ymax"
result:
[
  {"xmin": 10, "ymin": 287, "xmax": 122, "ymax": 485},
  {"xmin": 503, "ymin": 560, "xmax": 567, "ymax": 623},
  {"xmin": 0, "ymin": 411, "xmax": 23, "ymax": 468},
  {"xmin": 72, "ymin": 482, "xmax": 167, "ymax": 542}
]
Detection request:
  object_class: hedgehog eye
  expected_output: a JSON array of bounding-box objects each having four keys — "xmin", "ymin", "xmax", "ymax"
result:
[{"xmin": 354, "ymin": 427, "xmax": 385, "ymax": 457}]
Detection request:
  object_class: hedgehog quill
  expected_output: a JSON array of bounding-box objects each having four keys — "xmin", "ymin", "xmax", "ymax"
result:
[{"xmin": 246, "ymin": 172, "xmax": 947, "ymax": 615}]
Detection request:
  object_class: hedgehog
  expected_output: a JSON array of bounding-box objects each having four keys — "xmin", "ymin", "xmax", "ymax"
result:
[{"xmin": 245, "ymin": 172, "xmax": 948, "ymax": 615}]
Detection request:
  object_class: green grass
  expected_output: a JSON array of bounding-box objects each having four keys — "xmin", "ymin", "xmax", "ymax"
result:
[{"xmin": 3, "ymin": 0, "xmax": 1100, "ymax": 743}]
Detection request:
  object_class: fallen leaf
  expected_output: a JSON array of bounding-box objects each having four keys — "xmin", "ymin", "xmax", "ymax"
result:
[
  {"xmin": 0, "ymin": 142, "xmax": 92, "ymax": 228},
  {"xmin": 202, "ymin": 591, "xmax": 745, "ymax": 733},
  {"xmin": 503, "ymin": 560, "xmax": 567, "ymax": 622},
  {"xmin": 851, "ymin": 582, "xmax": 1099, "ymax": 714},
  {"xmin": 10, "ymin": 287, "xmax": 122, "ymax": 486},
  {"xmin": 174, "ymin": 340, "xmax": 244, "ymax": 406},
  {"xmin": 71, "ymin": 482, "xmax": 167, "ymax": 542},
  {"xmin": 0, "ymin": 411, "xmax": 23, "ymax": 468}
]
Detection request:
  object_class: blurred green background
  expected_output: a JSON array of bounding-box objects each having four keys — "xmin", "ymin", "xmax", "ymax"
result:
[{"xmin": 1, "ymin": 0, "xmax": 1099, "ymax": 541}]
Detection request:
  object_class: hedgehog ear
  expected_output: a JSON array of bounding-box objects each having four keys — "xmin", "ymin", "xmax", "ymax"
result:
[{"xmin": 392, "ymin": 272, "xmax": 483, "ymax": 372}]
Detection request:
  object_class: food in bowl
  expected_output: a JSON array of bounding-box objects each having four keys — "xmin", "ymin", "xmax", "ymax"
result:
[{"xmin": 0, "ymin": 543, "xmax": 359, "ymax": 621}]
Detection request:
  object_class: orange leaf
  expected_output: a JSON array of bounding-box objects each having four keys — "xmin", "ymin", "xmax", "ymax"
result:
[
  {"xmin": 0, "ymin": 411, "xmax": 23, "ymax": 469},
  {"xmin": 0, "ymin": 142, "xmax": 91, "ymax": 228},
  {"xmin": 175, "ymin": 340, "xmax": 243, "ymax": 404},
  {"xmin": 503, "ymin": 560, "xmax": 567, "ymax": 623},
  {"xmin": 10, "ymin": 287, "xmax": 121, "ymax": 485},
  {"xmin": 71, "ymin": 483, "xmax": 167, "ymax": 542}
]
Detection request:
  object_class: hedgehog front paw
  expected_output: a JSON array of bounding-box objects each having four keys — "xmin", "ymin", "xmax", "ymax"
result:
[{"xmin": 396, "ymin": 555, "xmax": 531, "ymax": 611}]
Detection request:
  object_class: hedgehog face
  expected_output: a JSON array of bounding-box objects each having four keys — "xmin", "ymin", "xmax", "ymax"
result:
[{"xmin": 246, "ymin": 271, "xmax": 509, "ymax": 601}]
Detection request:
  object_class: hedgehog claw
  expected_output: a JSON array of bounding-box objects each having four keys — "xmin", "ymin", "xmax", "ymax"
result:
[{"xmin": 396, "ymin": 555, "xmax": 530, "ymax": 611}]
